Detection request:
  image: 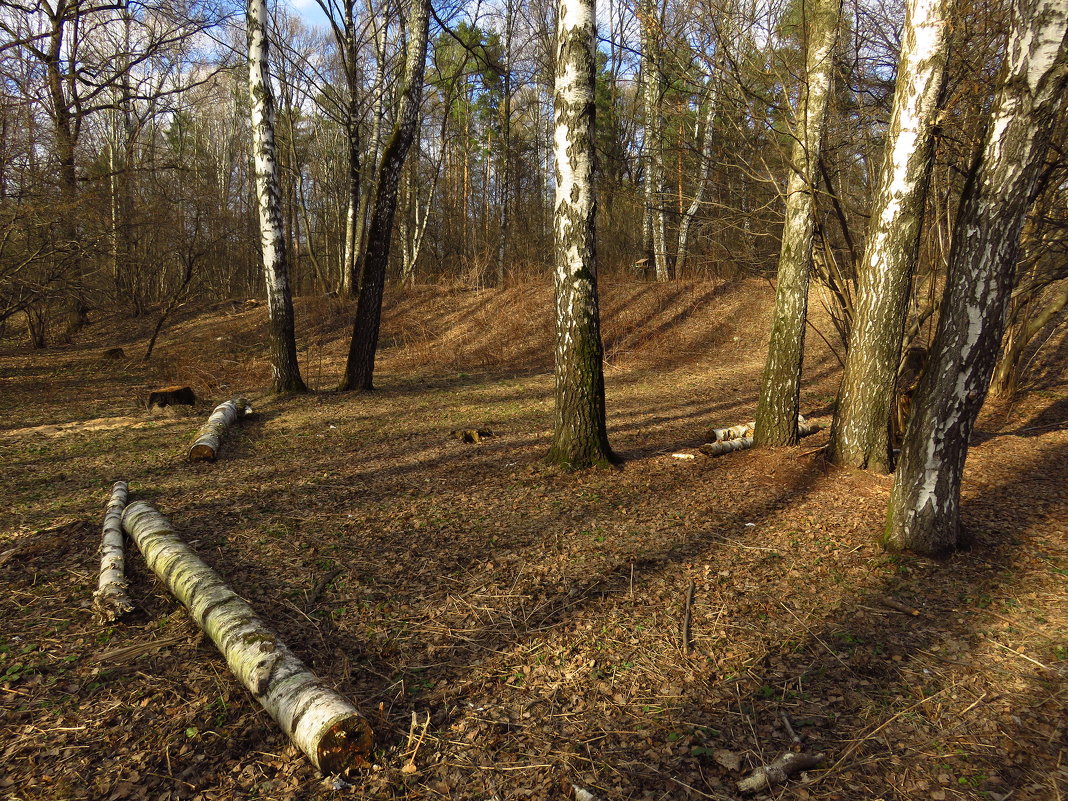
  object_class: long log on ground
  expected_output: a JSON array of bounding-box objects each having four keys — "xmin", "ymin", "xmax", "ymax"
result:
[
  {"xmin": 737, "ymin": 750, "xmax": 825, "ymax": 793},
  {"xmin": 92, "ymin": 481, "xmax": 134, "ymax": 623},
  {"xmin": 188, "ymin": 398, "xmax": 251, "ymax": 462},
  {"xmin": 700, "ymin": 421, "xmax": 824, "ymax": 457},
  {"xmin": 121, "ymin": 501, "xmax": 372, "ymax": 773}
]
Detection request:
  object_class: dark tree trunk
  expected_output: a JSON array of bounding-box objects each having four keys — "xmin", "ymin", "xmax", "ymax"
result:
[
  {"xmin": 340, "ymin": 0, "xmax": 430, "ymax": 391},
  {"xmin": 885, "ymin": 0, "xmax": 1068, "ymax": 555}
]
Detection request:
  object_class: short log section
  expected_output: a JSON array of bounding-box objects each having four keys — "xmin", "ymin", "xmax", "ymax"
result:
[
  {"xmin": 121, "ymin": 501, "xmax": 372, "ymax": 773},
  {"xmin": 92, "ymin": 481, "xmax": 134, "ymax": 623},
  {"xmin": 701, "ymin": 419, "xmax": 824, "ymax": 457},
  {"xmin": 188, "ymin": 398, "xmax": 251, "ymax": 462}
]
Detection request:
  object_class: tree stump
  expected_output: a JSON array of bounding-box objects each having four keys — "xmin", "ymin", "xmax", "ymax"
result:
[{"xmin": 147, "ymin": 386, "xmax": 196, "ymax": 409}]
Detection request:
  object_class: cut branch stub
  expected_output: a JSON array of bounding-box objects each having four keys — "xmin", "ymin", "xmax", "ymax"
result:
[
  {"xmin": 92, "ymin": 481, "xmax": 134, "ymax": 623},
  {"xmin": 188, "ymin": 398, "xmax": 251, "ymax": 462},
  {"xmin": 121, "ymin": 501, "xmax": 372, "ymax": 773}
]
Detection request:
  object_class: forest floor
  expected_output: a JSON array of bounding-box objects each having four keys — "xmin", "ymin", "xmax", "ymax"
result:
[{"xmin": 0, "ymin": 278, "xmax": 1066, "ymax": 801}]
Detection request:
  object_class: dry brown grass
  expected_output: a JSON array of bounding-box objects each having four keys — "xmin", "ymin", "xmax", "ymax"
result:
[{"xmin": 0, "ymin": 277, "xmax": 1064, "ymax": 801}]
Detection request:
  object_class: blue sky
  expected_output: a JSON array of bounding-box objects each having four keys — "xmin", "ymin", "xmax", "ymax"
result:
[{"xmin": 285, "ymin": 0, "xmax": 330, "ymax": 30}]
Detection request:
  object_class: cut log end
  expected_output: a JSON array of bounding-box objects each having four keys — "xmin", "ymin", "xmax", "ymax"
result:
[
  {"xmin": 92, "ymin": 588, "xmax": 135, "ymax": 624},
  {"xmin": 316, "ymin": 714, "xmax": 375, "ymax": 774},
  {"xmin": 188, "ymin": 443, "xmax": 218, "ymax": 462}
]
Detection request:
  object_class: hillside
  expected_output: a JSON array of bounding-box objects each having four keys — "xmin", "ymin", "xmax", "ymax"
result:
[{"xmin": 0, "ymin": 279, "xmax": 1065, "ymax": 801}]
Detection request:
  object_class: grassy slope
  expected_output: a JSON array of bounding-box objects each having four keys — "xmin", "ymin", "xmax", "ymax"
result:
[{"xmin": 0, "ymin": 278, "xmax": 1065, "ymax": 801}]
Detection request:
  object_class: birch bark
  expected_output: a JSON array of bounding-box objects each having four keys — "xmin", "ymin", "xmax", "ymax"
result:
[
  {"xmin": 753, "ymin": 0, "xmax": 842, "ymax": 446},
  {"xmin": 546, "ymin": 0, "xmax": 615, "ymax": 469},
  {"xmin": 829, "ymin": 0, "xmax": 953, "ymax": 472},
  {"xmin": 248, "ymin": 0, "xmax": 306, "ymax": 393},
  {"xmin": 639, "ymin": 0, "xmax": 669, "ymax": 281},
  {"xmin": 188, "ymin": 398, "xmax": 251, "ymax": 462},
  {"xmin": 93, "ymin": 481, "xmax": 133, "ymax": 623},
  {"xmin": 885, "ymin": 0, "xmax": 1068, "ymax": 555},
  {"xmin": 675, "ymin": 72, "xmax": 720, "ymax": 278},
  {"xmin": 122, "ymin": 502, "xmax": 373, "ymax": 773}
]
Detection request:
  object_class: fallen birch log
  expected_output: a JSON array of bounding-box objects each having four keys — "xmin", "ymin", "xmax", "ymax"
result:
[
  {"xmin": 700, "ymin": 420, "xmax": 824, "ymax": 457},
  {"xmin": 737, "ymin": 750, "xmax": 825, "ymax": 794},
  {"xmin": 121, "ymin": 501, "xmax": 372, "ymax": 773},
  {"xmin": 92, "ymin": 481, "xmax": 134, "ymax": 623},
  {"xmin": 709, "ymin": 415, "xmax": 807, "ymax": 442},
  {"xmin": 708, "ymin": 421, "xmax": 755, "ymax": 442},
  {"xmin": 188, "ymin": 398, "xmax": 251, "ymax": 462}
]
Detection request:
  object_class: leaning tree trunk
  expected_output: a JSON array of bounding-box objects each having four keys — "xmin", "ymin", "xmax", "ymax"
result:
[
  {"xmin": 340, "ymin": 0, "xmax": 430, "ymax": 391},
  {"xmin": 122, "ymin": 502, "xmax": 372, "ymax": 772},
  {"xmin": 828, "ymin": 0, "xmax": 952, "ymax": 473},
  {"xmin": 885, "ymin": 1, "xmax": 1068, "ymax": 556},
  {"xmin": 753, "ymin": 0, "xmax": 841, "ymax": 447},
  {"xmin": 639, "ymin": 0, "xmax": 670, "ymax": 282},
  {"xmin": 675, "ymin": 72, "xmax": 721, "ymax": 278},
  {"xmin": 248, "ymin": 0, "xmax": 306, "ymax": 394},
  {"xmin": 991, "ymin": 278, "xmax": 1068, "ymax": 396},
  {"xmin": 92, "ymin": 481, "xmax": 133, "ymax": 623},
  {"xmin": 546, "ymin": 0, "xmax": 615, "ymax": 469}
]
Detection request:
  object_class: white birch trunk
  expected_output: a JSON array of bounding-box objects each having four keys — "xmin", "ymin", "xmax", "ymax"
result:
[
  {"xmin": 829, "ymin": 0, "xmax": 952, "ymax": 472},
  {"xmin": 753, "ymin": 0, "xmax": 841, "ymax": 446},
  {"xmin": 710, "ymin": 421, "xmax": 755, "ymax": 442},
  {"xmin": 675, "ymin": 73, "xmax": 721, "ymax": 278},
  {"xmin": 547, "ymin": 0, "xmax": 615, "ymax": 468},
  {"xmin": 248, "ymin": 0, "xmax": 305, "ymax": 393},
  {"xmin": 886, "ymin": 0, "xmax": 1068, "ymax": 555},
  {"xmin": 93, "ymin": 481, "xmax": 133, "ymax": 623},
  {"xmin": 710, "ymin": 415, "xmax": 807, "ymax": 442},
  {"xmin": 121, "ymin": 502, "xmax": 372, "ymax": 773},
  {"xmin": 639, "ymin": 0, "xmax": 669, "ymax": 281},
  {"xmin": 188, "ymin": 398, "xmax": 251, "ymax": 462}
]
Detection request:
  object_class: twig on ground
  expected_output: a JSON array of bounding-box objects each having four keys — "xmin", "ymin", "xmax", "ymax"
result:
[
  {"xmin": 306, "ymin": 567, "xmax": 343, "ymax": 611},
  {"xmin": 737, "ymin": 751, "xmax": 825, "ymax": 794},
  {"xmin": 781, "ymin": 711, "xmax": 801, "ymax": 744},
  {"xmin": 681, "ymin": 579, "xmax": 696, "ymax": 656},
  {"xmin": 875, "ymin": 594, "xmax": 920, "ymax": 616}
]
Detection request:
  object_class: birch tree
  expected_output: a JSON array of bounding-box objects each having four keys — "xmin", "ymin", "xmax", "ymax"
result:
[
  {"xmin": 753, "ymin": 0, "xmax": 842, "ymax": 446},
  {"xmin": 248, "ymin": 0, "xmax": 306, "ymax": 393},
  {"xmin": 828, "ymin": 0, "xmax": 953, "ymax": 472},
  {"xmin": 639, "ymin": 0, "xmax": 670, "ymax": 281},
  {"xmin": 546, "ymin": 0, "xmax": 615, "ymax": 469},
  {"xmin": 340, "ymin": 0, "xmax": 430, "ymax": 391},
  {"xmin": 885, "ymin": 0, "xmax": 1068, "ymax": 555}
]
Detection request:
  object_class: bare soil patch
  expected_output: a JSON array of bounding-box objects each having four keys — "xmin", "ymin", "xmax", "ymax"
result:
[{"xmin": 0, "ymin": 279, "xmax": 1065, "ymax": 801}]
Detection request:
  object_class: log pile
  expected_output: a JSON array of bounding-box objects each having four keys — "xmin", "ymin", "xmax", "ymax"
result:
[{"xmin": 88, "ymin": 478, "xmax": 373, "ymax": 775}]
